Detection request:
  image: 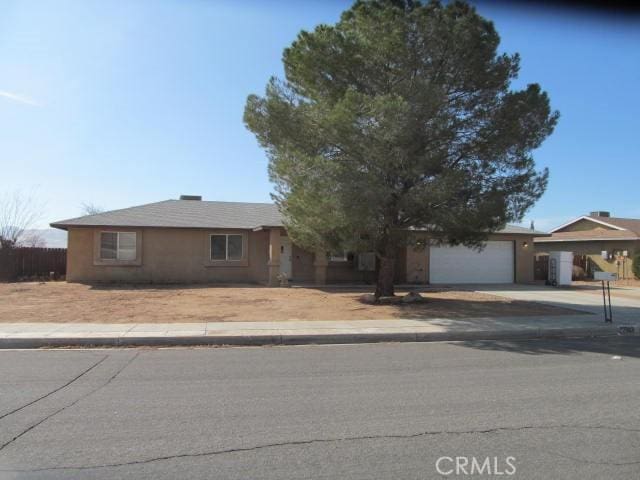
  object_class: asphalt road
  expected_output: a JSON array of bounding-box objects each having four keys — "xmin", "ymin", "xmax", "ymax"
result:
[{"xmin": 1, "ymin": 338, "xmax": 639, "ymax": 480}]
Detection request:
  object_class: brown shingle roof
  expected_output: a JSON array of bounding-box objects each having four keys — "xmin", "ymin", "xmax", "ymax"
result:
[
  {"xmin": 535, "ymin": 227, "xmax": 640, "ymax": 243},
  {"xmin": 51, "ymin": 200, "xmax": 284, "ymax": 230},
  {"xmin": 536, "ymin": 214, "xmax": 640, "ymax": 243},
  {"xmin": 51, "ymin": 198, "xmax": 540, "ymax": 235},
  {"xmin": 589, "ymin": 216, "xmax": 640, "ymax": 235}
]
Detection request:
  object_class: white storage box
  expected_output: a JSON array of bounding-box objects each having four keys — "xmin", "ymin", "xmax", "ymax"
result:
[{"xmin": 549, "ymin": 251, "xmax": 573, "ymax": 286}]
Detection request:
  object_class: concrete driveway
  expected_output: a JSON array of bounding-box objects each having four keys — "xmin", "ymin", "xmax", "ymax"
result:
[
  {"xmin": 572, "ymin": 283, "xmax": 640, "ymax": 301},
  {"xmin": 474, "ymin": 284, "xmax": 640, "ymax": 324}
]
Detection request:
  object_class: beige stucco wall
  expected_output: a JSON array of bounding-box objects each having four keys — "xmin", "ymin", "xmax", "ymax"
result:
[
  {"xmin": 65, "ymin": 227, "xmax": 536, "ymax": 284},
  {"xmin": 326, "ymin": 258, "xmax": 375, "ymax": 284},
  {"xmin": 290, "ymin": 246, "xmax": 378, "ymax": 284},
  {"xmin": 489, "ymin": 234, "xmax": 535, "ymax": 284},
  {"xmin": 66, "ymin": 227, "xmax": 270, "ymax": 284},
  {"xmin": 406, "ymin": 234, "xmax": 536, "ymax": 284},
  {"xmin": 66, "ymin": 226, "xmax": 376, "ymax": 285},
  {"xmin": 291, "ymin": 244, "xmax": 314, "ymax": 282},
  {"xmin": 325, "ymin": 248, "xmax": 405, "ymax": 284},
  {"xmin": 556, "ymin": 218, "xmax": 616, "ymax": 232},
  {"xmin": 406, "ymin": 240, "xmax": 428, "ymax": 284},
  {"xmin": 535, "ymin": 240, "xmax": 637, "ymax": 256},
  {"xmin": 535, "ymin": 240, "xmax": 638, "ymax": 276}
]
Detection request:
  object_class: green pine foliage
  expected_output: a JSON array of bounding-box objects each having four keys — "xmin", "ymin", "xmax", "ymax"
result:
[
  {"xmin": 633, "ymin": 253, "xmax": 640, "ymax": 279},
  {"xmin": 244, "ymin": 0, "xmax": 559, "ymax": 296}
]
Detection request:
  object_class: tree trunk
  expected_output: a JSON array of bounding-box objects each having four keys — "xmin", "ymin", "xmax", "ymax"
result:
[{"xmin": 375, "ymin": 254, "xmax": 396, "ymax": 298}]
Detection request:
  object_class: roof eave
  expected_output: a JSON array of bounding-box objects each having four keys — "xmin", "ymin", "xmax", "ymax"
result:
[
  {"xmin": 252, "ymin": 225, "xmax": 285, "ymax": 231},
  {"xmin": 50, "ymin": 223, "xmax": 278, "ymax": 231},
  {"xmin": 408, "ymin": 227, "xmax": 549, "ymax": 236},
  {"xmin": 499, "ymin": 231, "xmax": 551, "ymax": 236},
  {"xmin": 549, "ymin": 215, "xmax": 627, "ymax": 233},
  {"xmin": 534, "ymin": 236, "xmax": 639, "ymax": 243}
]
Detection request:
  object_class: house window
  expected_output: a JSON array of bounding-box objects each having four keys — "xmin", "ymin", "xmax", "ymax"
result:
[
  {"xmin": 357, "ymin": 252, "xmax": 376, "ymax": 271},
  {"xmin": 211, "ymin": 234, "xmax": 243, "ymax": 261},
  {"xmin": 329, "ymin": 251, "xmax": 348, "ymax": 262},
  {"xmin": 100, "ymin": 232, "xmax": 137, "ymax": 261}
]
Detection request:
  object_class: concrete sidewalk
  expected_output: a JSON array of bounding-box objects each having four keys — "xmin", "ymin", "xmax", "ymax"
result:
[{"xmin": 0, "ymin": 313, "xmax": 636, "ymax": 348}]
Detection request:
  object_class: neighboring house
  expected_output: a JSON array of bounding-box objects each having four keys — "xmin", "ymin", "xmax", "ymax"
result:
[
  {"xmin": 51, "ymin": 196, "xmax": 543, "ymax": 285},
  {"xmin": 534, "ymin": 211, "xmax": 639, "ymax": 279}
]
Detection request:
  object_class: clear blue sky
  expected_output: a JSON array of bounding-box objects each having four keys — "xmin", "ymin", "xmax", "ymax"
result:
[{"xmin": 1, "ymin": 0, "xmax": 638, "ymax": 231}]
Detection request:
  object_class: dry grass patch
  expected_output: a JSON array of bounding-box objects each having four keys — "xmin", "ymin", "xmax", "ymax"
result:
[{"xmin": 0, "ymin": 282, "xmax": 578, "ymax": 323}]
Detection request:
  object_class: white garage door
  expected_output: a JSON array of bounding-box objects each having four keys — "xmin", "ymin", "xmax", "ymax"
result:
[{"xmin": 429, "ymin": 241, "xmax": 514, "ymax": 284}]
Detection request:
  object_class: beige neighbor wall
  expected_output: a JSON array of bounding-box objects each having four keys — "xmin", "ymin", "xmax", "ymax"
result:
[
  {"xmin": 535, "ymin": 240, "xmax": 638, "ymax": 277},
  {"xmin": 66, "ymin": 227, "xmax": 270, "ymax": 284},
  {"xmin": 405, "ymin": 234, "xmax": 536, "ymax": 284},
  {"xmin": 556, "ymin": 218, "xmax": 616, "ymax": 232}
]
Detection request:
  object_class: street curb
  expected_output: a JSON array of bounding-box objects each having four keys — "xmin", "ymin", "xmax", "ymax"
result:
[{"xmin": 0, "ymin": 325, "xmax": 633, "ymax": 349}]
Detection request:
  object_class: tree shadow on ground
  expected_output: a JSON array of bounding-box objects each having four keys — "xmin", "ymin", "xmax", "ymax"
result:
[
  {"xmin": 84, "ymin": 283, "xmax": 447, "ymax": 292},
  {"xmin": 383, "ymin": 298, "xmax": 587, "ymax": 320},
  {"xmin": 86, "ymin": 282, "xmax": 266, "ymax": 291},
  {"xmin": 311, "ymin": 285, "xmax": 457, "ymax": 293},
  {"xmin": 454, "ymin": 336, "xmax": 640, "ymax": 358}
]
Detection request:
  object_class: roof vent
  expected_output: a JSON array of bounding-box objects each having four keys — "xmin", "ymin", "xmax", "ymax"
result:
[
  {"xmin": 590, "ymin": 211, "xmax": 610, "ymax": 218},
  {"xmin": 179, "ymin": 195, "xmax": 202, "ymax": 201}
]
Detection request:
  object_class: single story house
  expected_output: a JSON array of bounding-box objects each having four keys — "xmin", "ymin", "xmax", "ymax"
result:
[
  {"xmin": 534, "ymin": 211, "xmax": 639, "ymax": 279},
  {"xmin": 51, "ymin": 196, "xmax": 543, "ymax": 285}
]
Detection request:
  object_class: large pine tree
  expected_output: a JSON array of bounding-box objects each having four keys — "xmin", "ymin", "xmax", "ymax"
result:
[{"xmin": 244, "ymin": 0, "xmax": 558, "ymax": 297}]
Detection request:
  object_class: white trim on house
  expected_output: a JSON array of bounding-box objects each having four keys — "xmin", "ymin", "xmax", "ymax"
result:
[{"xmin": 549, "ymin": 216, "xmax": 627, "ymax": 233}]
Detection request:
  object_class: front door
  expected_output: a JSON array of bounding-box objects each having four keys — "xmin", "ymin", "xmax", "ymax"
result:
[{"xmin": 280, "ymin": 237, "xmax": 293, "ymax": 279}]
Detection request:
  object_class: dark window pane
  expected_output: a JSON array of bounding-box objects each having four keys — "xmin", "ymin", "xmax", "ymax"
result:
[
  {"xmin": 330, "ymin": 251, "xmax": 347, "ymax": 261},
  {"xmin": 211, "ymin": 235, "xmax": 227, "ymax": 260},
  {"xmin": 100, "ymin": 232, "xmax": 117, "ymax": 260},
  {"xmin": 227, "ymin": 235, "xmax": 243, "ymax": 260}
]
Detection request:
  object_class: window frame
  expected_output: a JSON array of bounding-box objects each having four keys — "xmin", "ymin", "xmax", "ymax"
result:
[
  {"xmin": 210, "ymin": 233, "xmax": 244, "ymax": 262},
  {"xmin": 99, "ymin": 231, "xmax": 138, "ymax": 261},
  {"xmin": 329, "ymin": 251, "xmax": 349, "ymax": 262}
]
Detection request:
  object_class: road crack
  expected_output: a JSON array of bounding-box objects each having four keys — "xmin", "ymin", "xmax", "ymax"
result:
[
  {"xmin": 0, "ymin": 353, "xmax": 108, "ymax": 421},
  {"xmin": 2, "ymin": 423, "xmax": 638, "ymax": 473},
  {"xmin": 0, "ymin": 352, "xmax": 139, "ymax": 452}
]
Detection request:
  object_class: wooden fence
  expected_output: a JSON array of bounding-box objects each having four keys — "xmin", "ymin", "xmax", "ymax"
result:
[{"xmin": 0, "ymin": 247, "xmax": 67, "ymax": 282}]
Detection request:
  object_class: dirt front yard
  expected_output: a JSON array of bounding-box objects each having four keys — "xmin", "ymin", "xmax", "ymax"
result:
[{"xmin": 0, "ymin": 282, "xmax": 581, "ymax": 323}]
